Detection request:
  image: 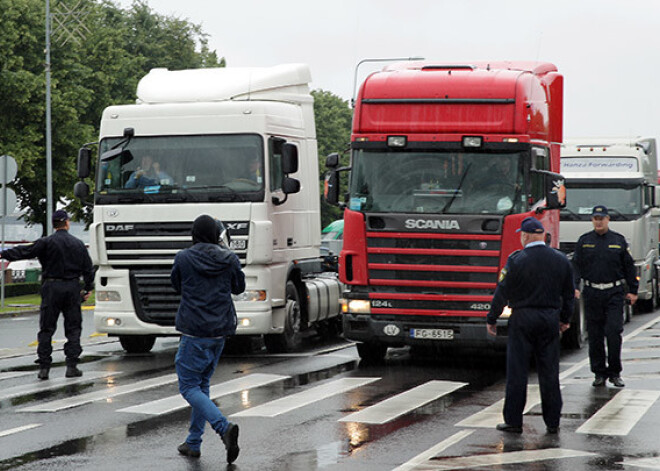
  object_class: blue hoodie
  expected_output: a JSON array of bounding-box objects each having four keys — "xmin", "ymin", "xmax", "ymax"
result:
[{"xmin": 171, "ymin": 242, "xmax": 246, "ymax": 338}]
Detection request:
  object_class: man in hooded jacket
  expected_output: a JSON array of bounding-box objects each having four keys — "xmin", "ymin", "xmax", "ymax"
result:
[{"xmin": 171, "ymin": 214, "xmax": 246, "ymax": 464}]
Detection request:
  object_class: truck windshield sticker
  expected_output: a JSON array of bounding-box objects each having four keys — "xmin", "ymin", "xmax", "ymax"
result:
[{"xmin": 561, "ymin": 157, "xmax": 638, "ymax": 172}]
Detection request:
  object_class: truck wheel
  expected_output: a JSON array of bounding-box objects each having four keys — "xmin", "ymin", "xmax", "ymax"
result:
[
  {"xmin": 561, "ymin": 299, "xmax": 587, "ymax": 350},
  {"xmin": 119, "ymin": 335, "xmax": 156, "ymax": 354},
  {"xmin": 356, "ymin": 342, "xmax": 387, "ymax": 363},
  {"xmin": 264, "ymin": 281, "xmax": 302, "ymax": 353}
]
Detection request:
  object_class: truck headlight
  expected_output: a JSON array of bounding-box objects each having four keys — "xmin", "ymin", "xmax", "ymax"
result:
[
  {"xmin": 97, "ymin": 291, "xmax": 121, "ymax": 302},
  {"xmin": 232, "ymin": 290, "xmax": 267, "ymax": 302},
  {"xmin": 347, "ymin": 299, "xmax": 371, "ymax": 314}
]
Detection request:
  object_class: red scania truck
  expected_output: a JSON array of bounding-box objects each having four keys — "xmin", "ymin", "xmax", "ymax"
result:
[{"xmin": 325, "ymin": 61, "xmax": 567, "ymax": 361}]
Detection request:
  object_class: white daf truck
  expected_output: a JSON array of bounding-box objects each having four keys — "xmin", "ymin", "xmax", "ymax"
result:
[
  {"xmin": 559, "ymin": 137, "xmax": 660, "ymax": 324},
  {"xmin": 74, "ymin": 64, "xmax": 342, "ymax": 353}
]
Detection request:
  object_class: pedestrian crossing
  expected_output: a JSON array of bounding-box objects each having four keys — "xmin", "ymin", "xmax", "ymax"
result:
[{"xmin": 3, "ymin": 315, "xmax": 660, "ymax": 469}]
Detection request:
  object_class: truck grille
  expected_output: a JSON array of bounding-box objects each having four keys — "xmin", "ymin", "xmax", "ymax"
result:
[
  {"xmin": 366, "ymin": 232, "xmax": 500, "ymax": 316},
  {"xmin": 104, "ymin": 221, "xmax": 248, "ymax": 267},
  {"xmin": 129, "ymin": 267, "xmax": 179, "ymax": 326}
]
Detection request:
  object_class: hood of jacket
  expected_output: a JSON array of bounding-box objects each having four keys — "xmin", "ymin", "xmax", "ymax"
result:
[{"xmin": 187, "ymin": 242, "xmax": 236, "ymax": 276}]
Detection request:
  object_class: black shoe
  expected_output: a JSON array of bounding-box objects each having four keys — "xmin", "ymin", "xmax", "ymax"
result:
[
  {"xmin": 609, "ymin": 376, "xmax": 625, "ymax": 388},
  {"xmin": 496, "ymin": 423, "xmax": 522, "ymax": 434},
  {"xmin": 592, "ymin": 376, "xmax": 606, "ymax": 387},
  {"xmin": 546, "ymin": 426, "xmax": 559, "ymax": 434},
  {"xmin": 65, "ymin": 366, "xmax": 83, "ymax": 378},
  {"xmin": 221, "ymin": 423, "xmax": 240, "ymax": 464},
  {"xmin": 37, "ymin": 367, "xmax": 49, "ymax": 380},
  {"xmin": 177, "ymin": 442, "xmax": 200, "ymax": 458}
]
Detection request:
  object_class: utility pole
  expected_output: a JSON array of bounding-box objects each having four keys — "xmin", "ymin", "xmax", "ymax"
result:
[{"xmin": 45, "ymin": 0, "xmax": 53, "ymax": 235}]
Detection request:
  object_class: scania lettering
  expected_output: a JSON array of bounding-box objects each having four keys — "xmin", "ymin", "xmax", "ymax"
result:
[
  {"xmin": 74, "ymin": 65, "xmax": 342, "ymax": 354},
  {"xmin": 325, "ymin": 61, "xmax": 566, "ymax": 361}
]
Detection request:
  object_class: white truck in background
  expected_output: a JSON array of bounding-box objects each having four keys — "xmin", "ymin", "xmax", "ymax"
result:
[
  {"xmin": 74, "ymin": 64, "xmax": 342, "ymax": 353},
  {"xmin": 559, "ymin": 137, "xmax": 660, "ymax": 327}
]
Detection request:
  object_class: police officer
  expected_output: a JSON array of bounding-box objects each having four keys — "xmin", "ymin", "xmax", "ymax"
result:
[
  {"xmin": 487, "ymin": 217, "xmax": 575, "ymax": 434},
  {"xmin": 573, "ymin": 205, "xmax": 637, "ymax": 388},
  {"xmin": 0, "ymin": 210, "xmax": 94, "ymax": 380}
]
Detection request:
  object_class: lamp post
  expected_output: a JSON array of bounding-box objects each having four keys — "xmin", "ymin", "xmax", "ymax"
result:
[{"xmin": 45, "ymin": 0, "xmax": 53, "ymax": 235}]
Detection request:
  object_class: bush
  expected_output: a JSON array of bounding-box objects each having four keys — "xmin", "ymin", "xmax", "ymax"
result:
[{"xmin": 4, "ymin": 282, "xmax": 41, "ymax": 298}]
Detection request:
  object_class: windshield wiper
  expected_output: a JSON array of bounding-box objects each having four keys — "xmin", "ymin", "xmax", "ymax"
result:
[
  {"xmin": 560, "ymin": 207, "xmax": 580, "ymax": 220},
  {"xmin": 159, "ymin": 184, "xmax": 199, "ymax": 202},
  {"xmin": 442, "ymin": 163, "xmax": 472, "ymax": 213},
  {"xmin": 195, "ymin": 185, "xmax": 246, "ymax": 202},
  {"xmin": 607, "ymin": 208, "xmax": 630, "ymax": 221}
]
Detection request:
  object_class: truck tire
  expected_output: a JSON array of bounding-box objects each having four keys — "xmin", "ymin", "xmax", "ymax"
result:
[
  {"xmin": 119, "ymin": 335, "xmax": 156, "ymax": 354},
  {"xmin": 561, "ymin": 299, "xmax": 587, "ymax": 350},
  {"xmin": 264, "ymin": 281, "xmax": 302, "ymax": 353},
  {"xmin": 356, "ymin": 342, "xmax": 387, "ymax": 363}
]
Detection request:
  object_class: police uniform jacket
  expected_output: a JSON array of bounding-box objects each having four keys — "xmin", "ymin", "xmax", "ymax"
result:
[
  {"xmin": 1, "ymin": 230, "xmax": 94, "ymax": 291},
  {"xmin": 572, "ymin": 229, "xmax": 638, "ymax": 294},
  {"xmin": 487, "ymin": 243, "xmax": 575, "ymax": 324}
]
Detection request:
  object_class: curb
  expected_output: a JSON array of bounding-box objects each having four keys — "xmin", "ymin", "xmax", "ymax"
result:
[{"xmin": 0, "ymin": 305, "xmax": 95, "ymax": 318}]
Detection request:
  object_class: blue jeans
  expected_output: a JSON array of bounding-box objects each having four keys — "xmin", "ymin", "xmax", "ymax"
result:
[{"xmin": 175, "ymin": 335, "xmax": 229, "ymax": 451}]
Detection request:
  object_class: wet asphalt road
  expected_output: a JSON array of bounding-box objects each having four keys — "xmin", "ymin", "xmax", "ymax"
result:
[{"xmin": 2, "ymin": 310, "xmax": 660, "ymax": 470}]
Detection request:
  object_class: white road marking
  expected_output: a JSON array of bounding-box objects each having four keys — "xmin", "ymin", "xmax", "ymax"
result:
[
  {"xmin": 391, "ymin": 430, "xmax": 473, "ymax": 471},
  {"xmin": 397, "ymin": 448, "xmax": 594, "ymax": 470},
  {"xmin": 622, "ymin": 456, "xmax": 660, "ymax": 469},
  {"xmin": 576, "ymin": 389, "xmax": 660, "ymax": 436},
  {"xmin": 455, "ymin": 384, "xmax": 546, "ymax": 428},
  {"xmin": 0, "ymin": 371, "xmax": 119, "ymax": 402},
  {"xmin": 231, "ymin": 377, "xmax": 380, "ymax": 418},
  {"xmin": 0, "ymin": 423, "xmax": 41, "ymax": 438},
  {"xmin": 19, "ymin": 374, "xmax": 178, "ymax": 412},
  {"xmin": 0, "ymin": 371, "xmax": 33, "ymax": 381},
  {"xmin": 340, "ymin": 380, "xmax": 467, "ymax": 425},
  {"xmin": 117, "ymin": 373, "xmax": 289, "ymax": 415}
]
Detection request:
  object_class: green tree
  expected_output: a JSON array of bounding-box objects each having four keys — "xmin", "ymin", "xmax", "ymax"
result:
[
  {"xmin": 0, "ymin": 0, "xmax": 224, "ymax": 232},
  {"xmin": 311, "ymin": 89, "xmax": 352, "ymax": 228}
]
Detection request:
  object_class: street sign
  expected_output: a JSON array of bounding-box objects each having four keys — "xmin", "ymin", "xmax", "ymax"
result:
[
  {"xmin": 0, "ymin": 155, "xmax": 17, "ymax": 184},
  {"xmin": 0, "ymin": 188, "xmax": 16, "ymax": 216}
]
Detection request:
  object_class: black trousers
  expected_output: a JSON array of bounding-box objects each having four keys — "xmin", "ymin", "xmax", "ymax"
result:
[
  {"xmin": 504, "ymin": 307, "xmax": 562, "ymax": 428},
  {"xmin": 37, "ymin": 280, "xmax": 82, "ymax": 367},
  {"xmin": 584, "ymin": 287, "xmax": 624, "ymax": 378}
]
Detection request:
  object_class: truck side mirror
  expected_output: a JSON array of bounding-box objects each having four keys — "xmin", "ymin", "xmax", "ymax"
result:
[
  {"xmin": 324, "ymin": 170, "xmax": 339, "ymax": 205},
  {"xmin": 282, "ymin": 143, "xmax": 299, "ymax": 174},
  {"xmin": 78, "ymin": 147, "xmax": 92, "ymax": 179},
  {"xmin": 74, "ymin": 181, "xmax": 90, "ymax": 199},
  {"xmin": 282, "ymin": 177, "xmax": 300, "ymax": 194},
  {"xmin": 326, "ymin": 153, "xmax": 339, "ymax": 169},
  {"xmin": 544, "ymin": 171, "xmax": 566, "ymax": 210}
]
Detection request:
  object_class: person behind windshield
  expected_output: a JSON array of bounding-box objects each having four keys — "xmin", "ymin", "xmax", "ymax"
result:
[{"xmin": 125, "ymin": 155, "xmax": 173, "ymax": 188}]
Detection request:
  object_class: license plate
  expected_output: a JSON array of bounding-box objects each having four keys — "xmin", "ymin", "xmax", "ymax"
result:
[{"xmin": 410, "ymin": 328, "xmax": 454, "ymax": 340}]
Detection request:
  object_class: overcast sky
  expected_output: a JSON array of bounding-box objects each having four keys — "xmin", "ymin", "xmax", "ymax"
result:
[{"xmin": 116, "ymin": 0, "xmax": 660, "ymax": 140}]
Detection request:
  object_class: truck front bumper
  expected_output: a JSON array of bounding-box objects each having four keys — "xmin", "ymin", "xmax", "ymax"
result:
[{"xmin": 342, "ymin": 313, "xmax": 508, "ymax": 348}]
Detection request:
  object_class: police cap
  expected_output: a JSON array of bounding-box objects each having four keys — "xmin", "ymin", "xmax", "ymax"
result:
[
  {"xmin": 592, "ymin": 205, "xmax": 609, "ymax": 217},
  {"xmin": 52, "ymin": 210, "xmax": 70, "ymax": 222},
  {"xmin": 516, "ymin": 216, "xmax": 544, "ymax": 233}
]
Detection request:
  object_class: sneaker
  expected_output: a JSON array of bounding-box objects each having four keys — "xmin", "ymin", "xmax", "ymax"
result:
[
  {"xmin": 495, "ymin": 423, "xmax": 522, "ymax": 434},
  {"xmin": 65, "ymin": 366, "xmax": 83, "ymax": 378},
  {"xmin": 221, "ymin": 423, "xmax": 240, "ymax": 464},
  {"xmin": 592, "ymin": 376, "xmax": 606, "ymax": 387},
  {"xmin": 546, "ymin": 426, "xmax": 559, "ymax": 434},
  {"xmin": 609, "ymin": 376, "xmax": 625, "ymax": 388},
  {"xmin": 177, "ymin": 442, "xmax": 200, "ymax": 458},
  {"xmin": 37, "ymin": 367, "xmax": 50, "ymax": 380}
]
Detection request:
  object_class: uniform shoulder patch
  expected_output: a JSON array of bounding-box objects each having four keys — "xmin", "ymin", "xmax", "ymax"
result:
[{"xmin": 498, "ymin": 267, "xmax": 507, "ymax": 283}]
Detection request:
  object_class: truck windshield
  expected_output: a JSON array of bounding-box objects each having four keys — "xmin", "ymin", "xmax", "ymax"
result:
[
  {"xmin": 348, "ymin": 149, "xmax": 524, "ymax": 214},
  {"xmin": 561, "ymin": 181, "xmax": 643, "ymax": 221},
  {"xmin": 96, "ymin": 134, "xmax": 264, "ymax": 204}
]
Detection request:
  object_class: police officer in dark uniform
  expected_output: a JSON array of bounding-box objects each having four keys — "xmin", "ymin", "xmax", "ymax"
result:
[
  {"xmin": 487, "ymin": 217, "xmax": 575, "ymax": 434},
  {"xmin": 573, "ymin": 205, "xmax": 637, "ymax": 388},
  {"xmin": 0, "ymin": 210, "xmax": 94, "ymax": 380}
]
